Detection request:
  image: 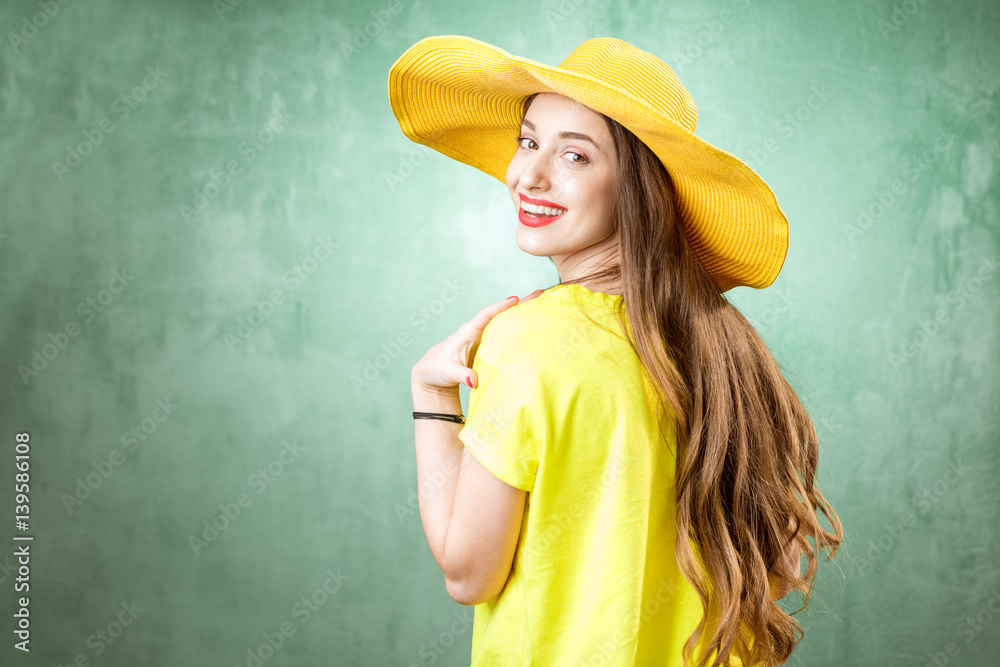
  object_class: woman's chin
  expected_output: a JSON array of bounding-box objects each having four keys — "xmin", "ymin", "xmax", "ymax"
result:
[{"xmin": 514, "ymin": 235, "xmax": 557, "ymax": 258}]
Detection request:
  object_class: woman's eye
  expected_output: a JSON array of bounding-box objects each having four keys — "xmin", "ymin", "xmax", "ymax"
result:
[{"xmin": 515, "ymin": 136, "xmax": 588, "ymax": 164}]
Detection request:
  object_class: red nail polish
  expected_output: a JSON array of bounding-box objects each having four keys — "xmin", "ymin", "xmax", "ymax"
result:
[
  {"xmin": 467, "ymin": 375, "xmax": 474, "ymax": 388},
  {"xmin": 507, "ymin": 295, "xmax": 518, "ymax": 301}
]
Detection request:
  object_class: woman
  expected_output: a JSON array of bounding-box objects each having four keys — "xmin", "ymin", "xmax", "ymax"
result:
[{"xmin": 391, "ymin": 36, "xmax": 842, "ymax": 666}]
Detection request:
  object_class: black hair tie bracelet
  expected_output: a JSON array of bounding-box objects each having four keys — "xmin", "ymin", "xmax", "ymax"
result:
[{"xmin": 413, "ymin": 411, "xmax": 466, "ymax": 424}]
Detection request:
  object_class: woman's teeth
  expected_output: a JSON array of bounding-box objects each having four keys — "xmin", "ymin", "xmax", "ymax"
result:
[{"xmin": 521, "ymin": 202, "xmax": 566, "ymax": 217}]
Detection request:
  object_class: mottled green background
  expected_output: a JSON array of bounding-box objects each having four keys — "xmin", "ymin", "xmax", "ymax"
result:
[{"xmin": 1, "ymin": 0, "xmax": 998, "ymax": 665}]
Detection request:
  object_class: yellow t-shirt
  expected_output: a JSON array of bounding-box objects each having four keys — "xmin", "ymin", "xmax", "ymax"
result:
[{"xmin": 458, "ymin": 283, "xmax": 747, "ymax": 666}]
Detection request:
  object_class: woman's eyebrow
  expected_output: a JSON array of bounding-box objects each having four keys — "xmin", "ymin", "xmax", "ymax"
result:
[{"xmin": 521, "ymin": 119, "xmax": 602, "ymax": 151}]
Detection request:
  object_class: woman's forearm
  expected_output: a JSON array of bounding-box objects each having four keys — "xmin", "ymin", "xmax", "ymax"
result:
[
  {"xmin": 406, "ymin": 295, "xmax": 520, "ymax": 581},
  {"xmin": 411, "ymin": 379, "xmax": 466, "ymax": 576}
]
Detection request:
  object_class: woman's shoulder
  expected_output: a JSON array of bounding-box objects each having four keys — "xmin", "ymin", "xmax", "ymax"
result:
[
  {"xmin": 480, "ymin": 294, "xmax": 550, "ymax": 344},
  {"xmin": 474, "ymin": 294, "xmax": 564, "ymax": 369},
  {"xmin": 476, "ymin": 288, "xmax": 619, "ymax": 369}
]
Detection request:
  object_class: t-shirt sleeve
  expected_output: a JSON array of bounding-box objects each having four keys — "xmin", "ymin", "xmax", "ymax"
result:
[{"xmin": 457, "ymin": 316, "xmax": 544, "ymax": 493}]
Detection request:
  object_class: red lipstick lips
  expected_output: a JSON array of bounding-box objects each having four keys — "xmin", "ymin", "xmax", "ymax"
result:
[{"xmin": 518, "ymin": 193, "xmax": 567, "ymax": 228}]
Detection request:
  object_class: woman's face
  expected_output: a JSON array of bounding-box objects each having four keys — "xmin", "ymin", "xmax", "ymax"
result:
[{"xmin": 505, "ymin": 92, "xmax": 619, "ymax": 281}]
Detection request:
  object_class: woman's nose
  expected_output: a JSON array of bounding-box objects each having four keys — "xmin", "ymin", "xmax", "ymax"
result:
[{"xmin": 519, "ymin": 153, "xmax": 549, "ymax": 189}]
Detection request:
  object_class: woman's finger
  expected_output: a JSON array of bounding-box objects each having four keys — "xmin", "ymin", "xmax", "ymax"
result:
[
  {"xmin": 463, "ymin": 295, "xmax": 521, "ymax": 339},
  {"xmin": 413, "ymin": 295, "xmax": 528, "ymax": 391},
  {"xmin": 456, "ymin": 294, "xmax": 536, "ymax": 388},
  {"xmin": 465, "ymin": 288, "xmax": 544, "ymax": 337},
  {"xmin": 520, "ymin": 288, "xmax": 545, "ymax": 302}
]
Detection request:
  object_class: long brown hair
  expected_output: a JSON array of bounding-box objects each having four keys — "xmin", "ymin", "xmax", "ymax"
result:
[{"xmin": 519, "ymin": 93, "xmax": 842, "ymax": 666}]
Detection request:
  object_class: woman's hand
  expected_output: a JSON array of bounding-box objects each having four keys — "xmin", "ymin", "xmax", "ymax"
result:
[{"xmin": 411, "ymin": 290, "xmax": 543, "ymax": 393}]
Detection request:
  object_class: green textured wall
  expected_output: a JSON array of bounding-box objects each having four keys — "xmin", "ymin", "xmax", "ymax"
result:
[{"xmin": 1, "ymin": 0, "xmax": 998, "ymax": 665}]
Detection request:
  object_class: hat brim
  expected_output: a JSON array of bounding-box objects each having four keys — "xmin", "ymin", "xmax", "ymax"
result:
[{"xmin": 389, "ymin": 35, "xmax": 788, "ymax": 291}]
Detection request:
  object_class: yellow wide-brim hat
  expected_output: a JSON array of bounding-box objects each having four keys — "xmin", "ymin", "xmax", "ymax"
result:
[{"xmin": 388, "ymin": 35, "xmax": 789, "ymax": 292}]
